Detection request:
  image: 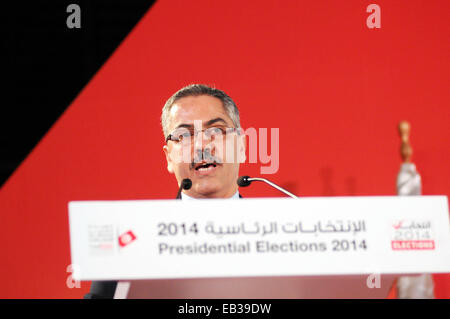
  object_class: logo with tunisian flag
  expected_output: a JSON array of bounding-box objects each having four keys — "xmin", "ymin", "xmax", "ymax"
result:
[
  {"xmin": 390, "ymin": 219, "xmax": 435, "ymax": 250},
  {"xmin": 118, "ymin": 230, "xmax": 137, "ymax": 248}
]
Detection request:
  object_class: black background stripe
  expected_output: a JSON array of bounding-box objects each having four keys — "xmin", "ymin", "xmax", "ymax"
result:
[{"xmin": 1, "ymin": 0, "xmax": 156, "ymax": 187}]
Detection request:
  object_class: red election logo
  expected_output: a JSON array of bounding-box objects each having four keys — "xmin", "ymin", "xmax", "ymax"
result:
[
  {"xmin": 118, "ymin": 230, "xmax": 137, "ymax": 248},
  {"xmin": 391, "ymin": 220, "xmax": 435, "ymax": 251}
]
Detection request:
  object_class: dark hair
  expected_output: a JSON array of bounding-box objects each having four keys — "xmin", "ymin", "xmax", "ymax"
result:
[{"xmin": 161, "ymin": 84, "xmax": 241, "ymax": 138}]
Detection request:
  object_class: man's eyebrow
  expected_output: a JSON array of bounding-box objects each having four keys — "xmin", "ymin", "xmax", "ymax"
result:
[
  {"xmin": 173, "ymin": 123, "xmax": 193, "ymax": 130},
  {"xmin": 173, "ymin": 118, "xmax": 229, "ymax": 130},
  {"xmin": 205, "ymin": 117, "xmax": 228, "ymax": 126}
]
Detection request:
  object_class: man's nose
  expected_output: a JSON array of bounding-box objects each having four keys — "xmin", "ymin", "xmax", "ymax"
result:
[
  {"xmin": 193, "ymin": 131, "xmax": 215, "ymax": 160},
  {"xmin": 194, "ymin": 130, "xmax": 213, "ymax": 150}
]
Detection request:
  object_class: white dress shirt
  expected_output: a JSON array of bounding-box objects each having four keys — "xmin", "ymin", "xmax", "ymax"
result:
[{"xmin": 181, "ymin": 191, "xmax": 240, "ymax": 200}]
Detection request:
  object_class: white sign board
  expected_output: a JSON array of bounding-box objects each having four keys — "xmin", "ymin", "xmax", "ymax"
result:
[{"xmin": 69, "ymin": 196, "xmax": 450, "ymax": 298}]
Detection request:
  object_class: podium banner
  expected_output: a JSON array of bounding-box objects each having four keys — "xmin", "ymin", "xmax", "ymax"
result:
[{"xmin": 69, "ymin": 196, "xmax": 450, "ymax": 281}]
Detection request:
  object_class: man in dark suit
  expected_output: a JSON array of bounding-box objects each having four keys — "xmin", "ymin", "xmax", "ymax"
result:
[{"xmin": 85, "ymin": 84, "xmax": 246, "ymax": 298}]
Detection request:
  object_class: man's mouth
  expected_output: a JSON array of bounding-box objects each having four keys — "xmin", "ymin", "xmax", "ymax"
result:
[
  {"xmin": 193, "ymin": 161, "xmax": 219, "ymax": 174},
  {"xmin": 195, "ymin": 162, "xmax": 217, "ymax": 171}
]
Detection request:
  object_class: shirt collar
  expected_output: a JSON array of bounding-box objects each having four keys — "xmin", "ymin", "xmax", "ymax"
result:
[{"xmin": 181, "ymin": 191, "xmax": 240, "ymax": 200}]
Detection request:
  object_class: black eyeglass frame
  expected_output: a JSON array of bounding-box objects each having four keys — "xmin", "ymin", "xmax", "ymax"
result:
[{"xmin": 165, "ymin": 127, "xmax": 241, "ymax": 143}]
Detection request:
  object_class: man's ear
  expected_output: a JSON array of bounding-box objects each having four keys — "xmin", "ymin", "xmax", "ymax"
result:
[{"xmin": 163, "ymin": 145, "xmax": 174, "ymax": 174}]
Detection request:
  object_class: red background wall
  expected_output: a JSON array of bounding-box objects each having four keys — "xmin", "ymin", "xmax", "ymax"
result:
[{"xmin": 0, "ymin": 0, "xmax": 449, "ymax": 298}]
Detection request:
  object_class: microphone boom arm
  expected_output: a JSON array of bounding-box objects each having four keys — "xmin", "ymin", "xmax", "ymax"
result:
[{"xmin": 246, "ymin": 177, "xmax": 298, "ymax": 199}]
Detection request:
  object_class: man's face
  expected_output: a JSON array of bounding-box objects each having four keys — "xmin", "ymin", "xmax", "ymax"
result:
[{"xmin": 163, "ymin": 95, "xmax": 245, "ymax": 198}]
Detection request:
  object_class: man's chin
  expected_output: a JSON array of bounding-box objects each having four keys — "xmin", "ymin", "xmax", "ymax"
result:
[{"xmin": 190, "ymin": 181, "xmax": 223, "ymax": 198}]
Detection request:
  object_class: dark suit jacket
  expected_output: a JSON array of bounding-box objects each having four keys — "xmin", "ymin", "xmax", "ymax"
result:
[{"xmin": 84, "ymin": 192, "xmax": 242, "ymax": 299}]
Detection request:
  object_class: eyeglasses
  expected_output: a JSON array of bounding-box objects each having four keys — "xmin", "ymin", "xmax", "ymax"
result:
[{"xmin": 166, "ymin": 126, "xmax": 240, "ymax": 143}]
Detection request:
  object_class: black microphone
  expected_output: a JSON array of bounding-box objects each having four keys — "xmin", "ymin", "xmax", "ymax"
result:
[
  {"xmin": 237, "ymin": 175, "xmax": 298, "ymax": 198},
  {"xmin": 237, "ymin": 176, "xmax": 252, "ymax": 187},
  {"xmin": 176, "ymin": 178, "xmax": 192, "ymax": 199}
]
